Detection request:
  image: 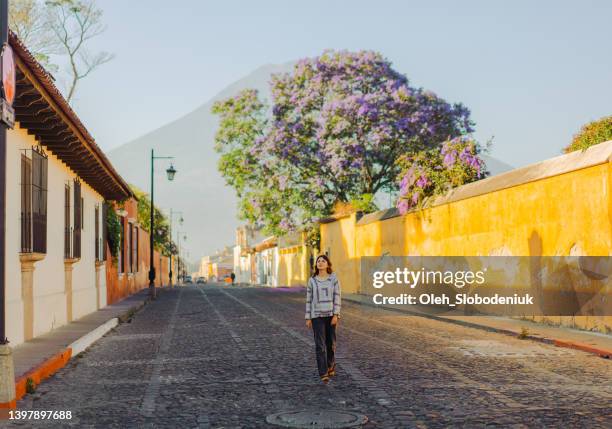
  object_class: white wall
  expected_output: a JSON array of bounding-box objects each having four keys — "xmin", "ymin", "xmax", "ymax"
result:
[
  {"xmin": 71, "ymin": 179, "xmax": 102, "ymax": 320},
  {"xmin": 5, "ymin": 128, "xmax": 24, "ymax": 344},
  {"xmin": 256, "ymin": 247, "xmax": 278, "ymax": 287},
  {"xmin": 6, "ymin": 125, "xmax": 106, "ymax": 345}
]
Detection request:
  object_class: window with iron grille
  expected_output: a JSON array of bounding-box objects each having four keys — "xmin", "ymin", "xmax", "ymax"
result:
[
  {"xmin": 21, "ymin": 148, "xmax": 48, "ymax": 254},
  {"xmin": 120, "ymin": 219, "xmax": 125, "ymax": 273},
  {"xmin": 102, "ymin": 203, "xmax": 108, "ymax": 261},
  {"xmin": 128, "ymin": 223, "xmax": 133, "ymax": 273},
  {"xmin": 20, "ymin": 155, "xmax": 31, "ymax": 253},
  {"xmin": 95, "ymin": 204, "xmax": 100, "ymax": 261},
  {"xmin": 64, "ymin": 184, "xmax": 71, "ymax": 258},
  {"xmin": 135, "ymin": 227, "xmax": 139, "ymax": 272},
  {"xmin": 73, "ymin": 180, "xmax": 81, "ymax": 259},
  {"xmin": 81, "ymin": 198, "xmax": 84, "ymax": 230},
  {"xmin": 131, "ymin": 224, "xmax": 138, "ymax": 273}
]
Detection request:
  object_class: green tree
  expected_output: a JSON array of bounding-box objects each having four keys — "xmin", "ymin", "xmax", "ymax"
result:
[
  {"xmin": 395, "ymin": 136, "xmax": 488, "ymax": 214},
  {"xmin": 130, "ymin": 186, "xmax": 176, "ymax": 257},
  {"xmin": 105, "ymin": 202, "xmax": 121, "ymax": 258},
  {"xmin": 564, "ymin": 116, "xmax": 612, "ymax": 153},
  {"xmin": 8, "ymin": 0, "xmax": 57, "ymax": 69}
]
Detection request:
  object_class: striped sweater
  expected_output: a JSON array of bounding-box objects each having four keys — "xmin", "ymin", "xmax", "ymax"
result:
[{"xmin": 305, "ymin": 272, "xmax": 341, "ymax": 319}]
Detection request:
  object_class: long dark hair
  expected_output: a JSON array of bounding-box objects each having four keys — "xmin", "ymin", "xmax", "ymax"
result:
[{"xmin": 312, "ymin": 254, "xmax": 333, "ymax": 277}]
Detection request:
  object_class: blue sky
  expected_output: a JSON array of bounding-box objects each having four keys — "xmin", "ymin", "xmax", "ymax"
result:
[{"xmin": 69, "ymin": 0, "xmax": 612, "ymax": 168}]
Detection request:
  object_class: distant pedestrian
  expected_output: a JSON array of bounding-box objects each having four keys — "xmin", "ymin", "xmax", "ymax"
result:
[
  {"xmin": 230, "ymin": 272, "xmax": 236, "ymax": 285},
  {"xmin": 305, "ymin": 254, "xmax": 341, "ymax": 384}
]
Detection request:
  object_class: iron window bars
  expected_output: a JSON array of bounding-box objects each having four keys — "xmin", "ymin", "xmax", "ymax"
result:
[{"xmin": 20, "ymin": 146, "xmax": 48, "ymax": 254}]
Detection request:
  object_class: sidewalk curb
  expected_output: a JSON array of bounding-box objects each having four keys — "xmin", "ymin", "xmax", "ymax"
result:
[
  {"xmin": 343, "ymin": 295, "xmax": 612, "ymax": 359},
  {"xmin": 69, "ymin": 318, "xmax": 119, "ymax": 357},
  {"xmin": 13, "ymin": 297, "xmax": 149, "ymax": 402}
]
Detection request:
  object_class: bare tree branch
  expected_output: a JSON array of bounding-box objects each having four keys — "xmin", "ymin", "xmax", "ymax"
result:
[{"xmin": 46, "ymin": 0, "xmax": 113, "ymax": 102}]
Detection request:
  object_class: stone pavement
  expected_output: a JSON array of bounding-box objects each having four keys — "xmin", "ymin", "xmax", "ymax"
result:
[
  {"xmin": 343, "ymin": 293, "xmax": 612, "ymax": 358},
  {"xmin": 3, "ymin": 285, "xmax": 611, "ymax": 428},
  {"xmin": 12, "ymin": 289, "xmax": 149, "ymax": 381}
]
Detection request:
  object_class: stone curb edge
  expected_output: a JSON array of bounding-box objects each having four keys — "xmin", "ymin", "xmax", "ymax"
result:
[
  {"xmin": 11, "ymin": 297, "xmax": 149, "ymax": 403},
  {"xmin": 343, "ymin": 295, "xmax": 612, "ymax": 359}
]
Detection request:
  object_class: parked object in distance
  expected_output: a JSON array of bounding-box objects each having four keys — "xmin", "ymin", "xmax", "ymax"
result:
[
  {"xmin": 184, "ymin": 275, "xmax": 193, "ymax": 284},
  {"xmin": 196, "ymin": 277, "xmax": 206, "ymax": 284}
]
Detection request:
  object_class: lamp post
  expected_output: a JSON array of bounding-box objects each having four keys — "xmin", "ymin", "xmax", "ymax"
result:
[
  {"xmin": 149, "ymin": 149, "xmax": 176, "ymax": 299},
  {"xmin": 168, "ymin": 209, "xmax": 183, "ymax": 287}
]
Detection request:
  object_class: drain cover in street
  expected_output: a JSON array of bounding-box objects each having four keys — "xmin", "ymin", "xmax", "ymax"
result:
[{"xmin": 266, "ymin": 410, "xmax": 368, "ymax": 428}]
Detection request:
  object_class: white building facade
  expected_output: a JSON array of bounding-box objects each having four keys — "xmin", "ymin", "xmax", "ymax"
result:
[{"xmin": 4, "ymin": 34, "xmax": 132, "ymax": 346}]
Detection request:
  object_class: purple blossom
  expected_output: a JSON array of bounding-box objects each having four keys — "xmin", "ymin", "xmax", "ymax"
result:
[
  {"xmin": 397, "ymin": 199, "xmax": 409, "ymax": 215},
  {"xmin": 416, "ymin": 175, "xmax": 429, "ymax": 188},
  {"xmin": 443, "ymin": 151, "xmax": 457, "ymax": 167},
  {"xmin": 279, "ymin": 218, "xmax": 291, "ymax": 231}
]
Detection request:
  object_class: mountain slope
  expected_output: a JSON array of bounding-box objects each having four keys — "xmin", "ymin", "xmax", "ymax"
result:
[{"xmin": 108, "ymin": 63, "xmax": 293, "ymax": 259}]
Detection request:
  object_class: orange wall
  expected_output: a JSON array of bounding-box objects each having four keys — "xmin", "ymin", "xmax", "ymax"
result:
[{"xmin": 105, "ymin": 199, "xmax": 174, "ymax": 305}]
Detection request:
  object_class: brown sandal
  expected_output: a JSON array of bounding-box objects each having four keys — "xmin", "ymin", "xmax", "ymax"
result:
[{"xmin": 327, "ymin": 364, "xmax": 336, "ymax": 377}]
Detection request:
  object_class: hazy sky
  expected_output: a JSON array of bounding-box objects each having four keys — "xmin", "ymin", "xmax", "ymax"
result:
[{"xmin": 67, "ymin": 0, "xmax": 611, "ymax": 168}]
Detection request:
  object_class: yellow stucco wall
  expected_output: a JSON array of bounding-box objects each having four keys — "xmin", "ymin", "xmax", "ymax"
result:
[
  {"xmin": 321, "ymin": 156, "xmax": 612, "ymax": 333},
  {"xmin": 276, "ymin": 232, "xmax": 313, "ymax": 287},
  {"xmin": 277, "ymin": 247, "xmax": 306, "ymax": 287}
]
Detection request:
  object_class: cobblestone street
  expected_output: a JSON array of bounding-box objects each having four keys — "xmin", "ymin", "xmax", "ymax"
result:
[{"xmin": 5, "ymin": 285, "xmax": 612, "ymax": 428}]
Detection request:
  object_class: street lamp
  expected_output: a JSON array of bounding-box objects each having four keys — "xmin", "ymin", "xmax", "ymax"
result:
[
  {"xmin": 168, "ymin": 209, "xmax": 183, "ymax": 288},
  {"xmin": 149, "ymin": 149, "xmax": 176, "ymax": 299}
]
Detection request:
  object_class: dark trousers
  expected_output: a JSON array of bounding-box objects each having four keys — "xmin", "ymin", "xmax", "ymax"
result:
[{"xmin": 311, "ymin": 316, "xmax": 336, "ymax": 377}]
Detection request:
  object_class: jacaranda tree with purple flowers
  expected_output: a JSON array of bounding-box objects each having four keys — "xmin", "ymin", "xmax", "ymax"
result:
[
  {"xmin": 213, "ymin": 50, "xmax": 476, "ymax": 236},
  {"xmin": 395, "ymin": 137, "xmax": 488, "ymax": 215}
]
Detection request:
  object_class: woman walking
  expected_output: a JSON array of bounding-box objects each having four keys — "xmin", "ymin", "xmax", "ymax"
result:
[{"xmin": 305, "ymin": 255, "xmax": 341, "ymax": 384}]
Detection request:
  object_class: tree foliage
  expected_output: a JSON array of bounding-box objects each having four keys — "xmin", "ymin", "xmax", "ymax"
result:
[
  {"xmin": 105, "ymin": 202, "xmax": 121, "ymax": 258},
  {"xmin": 213, "ymin": 50, "xmax": 474, "ymax": 236},
  {"xmin": 8, "ymin": 0, "xmax": 57, "ymax": 69},
  {"xmin": 130, "ymin": 186, "xmax": 176, "ymax": 257},
  {"xmin": 395, "ymin": 136, "xmax": 488, "ymax": 214},
  {"xmin": 564, "ymin": 116, "xmax": 612, "ymax": 153},
  {"xmin": 9, "ymin": 0, "xmax": 113, "ymax": 102}
]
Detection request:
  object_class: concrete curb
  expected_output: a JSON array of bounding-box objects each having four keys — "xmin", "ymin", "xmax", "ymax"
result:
[
  {"xmin": 69, "ymin": 318, "xmax": 119, "ymax": 357},
  {"xmin": 343, "ymin": 295, "xmax": 612, "ymax": 359},
  {"xmin": 12, "ymin": 297, "xmax": 149, "ymax": 403}
]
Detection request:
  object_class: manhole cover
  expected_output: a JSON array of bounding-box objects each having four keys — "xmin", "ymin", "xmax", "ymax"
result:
[{"xmin": 266, "ymin": 410, "xmax": 368, "ymax": 428}]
